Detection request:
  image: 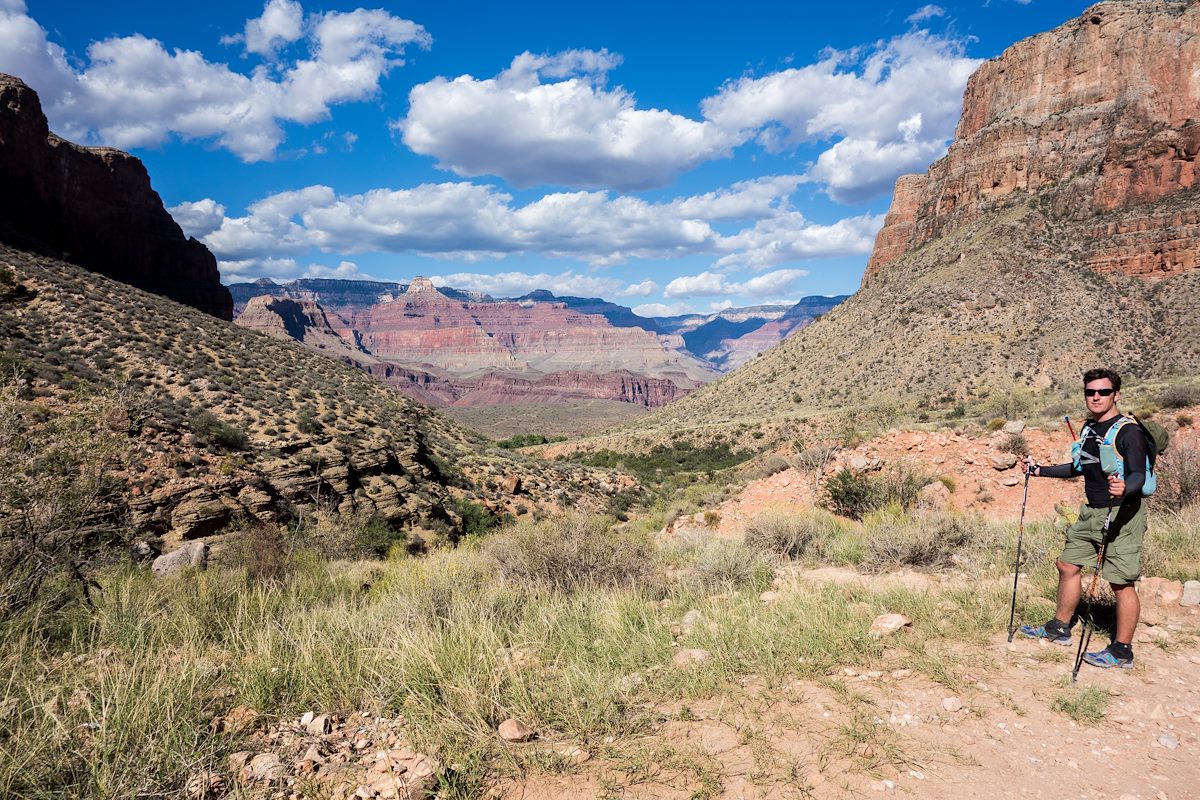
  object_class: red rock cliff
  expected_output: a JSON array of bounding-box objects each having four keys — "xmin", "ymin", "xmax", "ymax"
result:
[
  {"xmin": 0, "ymin": 74, "xmax": 233, "ymax": 319},
  {"xmin": 863, "ymin": 0, "xmax": 1200, "ymax": 286}
]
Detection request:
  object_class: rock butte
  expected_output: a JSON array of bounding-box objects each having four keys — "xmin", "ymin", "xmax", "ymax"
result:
[
  {"xmin": 0, "ymin": 73, "xmax": 232, "ymax": 319},
  {"xmin": 864, "ymin": 0, "xmax": 1200, "ymax": 286}
]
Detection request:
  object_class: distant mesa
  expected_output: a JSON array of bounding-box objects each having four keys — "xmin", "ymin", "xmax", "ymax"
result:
[{"xmin": 0, "ymin": 73, "xmax": 233, "ymax": 320}]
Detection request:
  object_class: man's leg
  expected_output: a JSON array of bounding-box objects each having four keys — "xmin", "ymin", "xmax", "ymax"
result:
[
  {"xmin": 1111, "ymin": 582, "xmax": 1139, "ymax": 644},
  {"xmin": 1054, "ymin": 559, "xmax": 1082, "ymax": 624}
]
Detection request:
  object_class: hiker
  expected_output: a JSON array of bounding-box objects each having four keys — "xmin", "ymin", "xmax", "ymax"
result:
[{"xmin": 1018, "ymin": 368, "xmax": 1151, "ymax": 669}]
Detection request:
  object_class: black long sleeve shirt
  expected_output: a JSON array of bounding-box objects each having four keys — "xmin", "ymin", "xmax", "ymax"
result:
[{"xmin": 1039, "ymin": 415, "xmax": 1147, "ymax": 507}]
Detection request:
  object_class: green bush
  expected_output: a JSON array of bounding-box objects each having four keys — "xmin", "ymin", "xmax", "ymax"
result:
[
  {"xmin": 997, "ymin": 432, "xmax": 1029, "ymax": 455},
  {"xmin": 861, "ymin": 512, "xmax": 977, "ymax": 572},
  {"xmin": 1158, "ymin": 384, "xmax": 1197, "ymax": 409},
  {"xmin": 451, "ymin": 498, "xmax": 505, "ymax": 538},
  {"xmin": 496, "ymin": 433, "xmax": 566, "ymax": 449},
  {"xmin": 668, "ymin": 535, "xmax": 774, "ymax": 592},
  {"xmin": 822, "ymin": 464, "xmax": 931, "ymax": 521},
  {"xmin": 188, "ymin": 410, "xmax": 247, "ymax": 450},
  {"xmin": 485, "ymin": 513, "xmax": 658, "ymax": 593},
  {"xmin": 743, "ymin": 508, "xmax": 842, "ymax": 560}
]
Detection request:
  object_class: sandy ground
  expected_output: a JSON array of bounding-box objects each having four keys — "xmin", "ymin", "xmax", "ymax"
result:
[{"xmin": 496, "ymin": 590, "xmax": 1200, "ymax": 800}]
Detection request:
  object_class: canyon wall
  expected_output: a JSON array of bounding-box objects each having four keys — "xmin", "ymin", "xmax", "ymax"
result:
[
  {"xmin": 864, "ymin": 1, "xmax": 1200, "ymax": 285},
  {"xmin": 0, "ymin": 74, "xmax": 233, "ymax": 319}
]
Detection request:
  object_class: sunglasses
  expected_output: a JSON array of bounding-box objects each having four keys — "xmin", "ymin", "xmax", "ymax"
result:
[{"xmin": 1084, "ymin": 388, "xmax": 1115, "ymax": 397}]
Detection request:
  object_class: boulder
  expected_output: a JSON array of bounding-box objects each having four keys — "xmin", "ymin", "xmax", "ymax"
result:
[
  {"xmin": 1182, "ymin": 580, "xmax": 1200, "ymax": 607},
  {"xmin": 988, "ymin": 453, "xmax": 1019, "ymax": 470},
  {"xmin": 1002, "ymin": 421, "xmax": 1026, "ymax": 434},
  {"xmin": 1138, "ymin": 577, "xmax": 1184, "ymax": 607},
  {"xmin": 498, "ymin": 718, "xmax": 535, "ymax": 743},
  {"xmin": 151, "ymin": 541, "xmax": 208, "ymax": 578},
  {"xmin": 869, "ymin": 613, "xmax": 912, "ymax": 639},
  {"xmin": 918, "ymin": 480, "xmax": 951, "ymax": 510}
]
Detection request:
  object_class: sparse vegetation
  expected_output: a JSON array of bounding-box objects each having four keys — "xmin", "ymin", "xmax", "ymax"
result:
[
  {"xmin": 1051, "ymin": 681, "xmax": 1111, "ymax": 724},
  {"xmin": 822, "ymin": 464, "xmax": 932, "ymax": 521},
  {"xmin": 495, "ymin": 432, "xmax": 567, "ymax": 449}
]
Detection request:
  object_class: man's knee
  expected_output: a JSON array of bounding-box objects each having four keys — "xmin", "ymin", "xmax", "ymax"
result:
[{"xmin": 1056, "ymin": 559, "xmax": 1081, "ymax": 576}]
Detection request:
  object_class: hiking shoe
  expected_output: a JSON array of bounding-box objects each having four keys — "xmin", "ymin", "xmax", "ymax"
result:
[
  {"xmin": 1017, "ymin": 622, "xmax": 1072, "ymax": 646},
  {"xmin": 1083, "ymin": 646, "xmax": 1134, "ymax": 670}
]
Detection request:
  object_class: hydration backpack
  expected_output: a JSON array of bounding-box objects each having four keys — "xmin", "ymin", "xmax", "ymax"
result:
[{"xmin": 1071, "ymin": 414, "xmax": 1169, "ymax": 496}]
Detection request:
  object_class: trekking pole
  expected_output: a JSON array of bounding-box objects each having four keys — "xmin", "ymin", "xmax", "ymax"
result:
[
  {"xmin": 1071, "ymin": 501, "xmax": 1118, "ymax": 682},
  {"xmin": 1007, "ymin": 464, "xmax": 1032, "ymax": 642},
  {"xmin": 1065, "ymin": 415, "xmax": 1076, "ymax": 439}
]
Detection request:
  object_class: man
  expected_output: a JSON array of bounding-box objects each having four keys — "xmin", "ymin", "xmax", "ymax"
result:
[{"xmin": 1019, "ymin": 368, "xmax": 1150, "ymax": 669}]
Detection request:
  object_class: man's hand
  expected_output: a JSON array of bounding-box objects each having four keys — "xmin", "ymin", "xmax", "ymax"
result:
[
  {"xmin": 1107, "ymin": 474, "xmax": 1125, "ymax": 498},
  {"xmin": 1022, "ymin": 455, "xmax": 1038, "ymax": 475}
]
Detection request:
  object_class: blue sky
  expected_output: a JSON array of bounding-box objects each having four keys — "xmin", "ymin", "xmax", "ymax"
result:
[{"xmin": 2, "ymin": 0, "xmax": 1087, "ymax": 314}]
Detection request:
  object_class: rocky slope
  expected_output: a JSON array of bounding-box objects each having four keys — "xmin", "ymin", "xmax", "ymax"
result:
[
  {"xmin": 0, "ymin": 246, "xmax": 631, "ymax": 549},
  {"xmin": 623, "ymin": 0, "xmax": 1200, "ymax": 436},
  {"xmin": 0, "ymin": 74, "xmax": 233, "ymax": 320}
]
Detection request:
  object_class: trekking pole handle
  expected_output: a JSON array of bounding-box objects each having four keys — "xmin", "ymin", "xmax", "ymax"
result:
[{"xmin": 1064, "ymin": 415, "xmax": 1076, "ymax": 439}]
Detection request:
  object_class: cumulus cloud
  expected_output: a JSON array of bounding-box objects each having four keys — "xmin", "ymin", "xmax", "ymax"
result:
[
  {"xmin": 219, "ymin": 256, "xmax": 368, "ymax": 283},
  {"xmin": 396, "ymin": 31, "xmax": 978, "ymax": 200},
  {"xmin": 632, "ymin": 301, "xmax": 693, "ymax": 318},
  {"xmin": 702, "ymin": 31, "xmax": 979, "ymax": 201},
  {"xmin": 0, "ymin": 0, "xmax": 430, "ymax": 161},
  {"xmin": 618, "ymin": 279, "xmax": 659, "ymax": 297},
  {"xmin": 178, "ymin": 175, "xmax": 877, "ymax": 268},
  {"xmin": 663, "ymin": 268, "xmax": 811, "ymax": 299},
  {"xmin": 428, "ymin": 270, "xmax": 631, "ymax": 298},
  {"xmin": 397, "ymin": 48, "xmax": 740, "ymax": 190}
]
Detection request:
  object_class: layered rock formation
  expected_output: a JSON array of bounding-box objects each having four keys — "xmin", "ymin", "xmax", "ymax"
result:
[
  {"xmin": 864, "ymin": 0, "xmax": 1200, "ymax": 285},
  {"xmin": 0, "ymin": 74, "xmax": 233, "ymax": 319},
  {"xmin": 639, "ymin": 1, "xmax": 1200, "ymax": 430}
]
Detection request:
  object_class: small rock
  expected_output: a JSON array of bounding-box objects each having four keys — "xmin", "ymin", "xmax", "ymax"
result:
[
  {"xmin": 306, "ymin": 713, "xmax": 333, "ymax": 736},
  {"xmin": 869, "ymin": 613, "xmax": 912, "ymax": 639},
  {"xmin": 555, "ymin": 745, "xmax": 591, "ymax": 764},
  {"xmin": 672, "ymin": 648, "xmax": 712, "ymax": 667},
  {"xmin": 246, "ymin": 753, "xmax": 285, "ymax": 783},
  {"xmin": 228, "ymin": 751, "xmax": 253, "ymax": 774},
  {"xmin": 1157, "ymin": 733, "xmax": 1180, "ymax": 750},
  {"xmin": 889, "ymin": 669, "xmax": 912, "ymax": 679},
  {"xmin": 1182, "ymin": 580, "xmax": 1200, "ymax": 606},
  {"xmin": 1002, "ymin": 421, "xmax": 1026, "ymax": 434},
  {"xmin": 498, "ymin": 718, "xmax": 535, "ymax": 743},
  {"xmin": 681, "ymin": 609, "xmax": 705, "ymax": 634},
  {"xmin": 1000, "ymin": 475, "xmax": 1021, "ymax": 487},
  {"xmin": 759, "ymin": 590, "xmax": 780, "ymax": 603},
  {"xmin": 501, "ymin": 475, "xmax": 522, "ymax": 494},
  {"xmin": 941, "ymin": 697, "xmax": 964, "ymax": 713},
  {"xmin": 152, "ymin": 540, "xmax": 209, "ymax": 577},
  {"xmin": 874, "ymin": 779, "xmax": 897, "ymax": 792},
  {"xmin": 185, "ymin": 770, "xmax": 227, "ymax": 799},
  {"xmin": 300, "ymin": 711, "xmax": 314, "ymax": 727},
  {"xmin": 988, "ymin": 453, "xmax": 1020, "ymax": 470}
]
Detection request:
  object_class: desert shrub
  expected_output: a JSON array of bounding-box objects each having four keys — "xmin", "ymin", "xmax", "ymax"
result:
[
  {"xmin": 822, "ymin": 464, "xmax": 931, "ymax": 521},
  {"xmin": 188, "ymin": 410, "xmax": 247, "ymax": 450},
  {"xmin": 1152, "ymin": 441, "xmax": 1200, "ymax": 512},
  {"xmin": 791, "ymin": 445, "xmax": 838, "ymax": 473},
  {"xmin": 1158, "ymin": 383, "xmax": 1197, "ymax": 409},
  {"xmin": 572, "ymin": 441, "xmax": 754, "ymax": 485},
  {"xmin": 485, "ymin": 513, "xmax": 658, "ymax": 593},
  {"xmin": 997, "ymin": 432, "xmax": 1029, "ymax": 455},
  {"xmin": 743, "ymin": 508, "xmax": 841, "ymax": 559},
  {"xmin": 1141, "ymin": 506, "xmax": 1200, "ymax": 582},
  {"xmin": 496, "ymin": 433, "xmax": 566, "ymax": 449},
  {"xmin": 861, "ymin": 511, "xmax": 977, "ymax": 572},
  {"xmin": 0, "ymin": 378, "xmax": 126, "ymax": 620},
  {"xmin": 451, "ymin": 498, "xmax": 505, "ymax": 538},
  {"xmin": 231, "ymin": 524, "xmax": 291, "ymax": 584},
  {"xmin": 1176, "ymin": 413, "xmax": 1193, "ymax": 428},
  {"xmin": 986, "ymin": 418, "xmax": 1007, "ymax": 432}
]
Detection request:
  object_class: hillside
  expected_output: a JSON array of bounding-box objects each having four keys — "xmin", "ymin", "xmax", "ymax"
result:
[
  {"xmin": 0, "ymin": 246, "xmax": 629, "ymax": 548},
  {"xmin": 621, "ymin": 0, "xmax": 1200, "ymax": 438}
]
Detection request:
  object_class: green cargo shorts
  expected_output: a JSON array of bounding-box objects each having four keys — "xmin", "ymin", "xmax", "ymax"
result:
[{"xmin": 1059, "ymin": 502, "xmax": 1147, "ymax": 585}]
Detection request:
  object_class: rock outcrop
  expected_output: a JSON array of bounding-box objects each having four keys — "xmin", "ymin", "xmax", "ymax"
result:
[
  {"xmin": 864, "ymin": 0, "xmax": 1200, "ymax": 286},
  {"xmin": 0, "ymin": 74, "xmax": 233, "ymax": 319}
]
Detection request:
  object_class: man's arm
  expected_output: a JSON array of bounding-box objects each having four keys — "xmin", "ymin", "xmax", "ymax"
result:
[{"xmin": 1021, "ymin": 454, "xmax": 1078, "ymax": 478}]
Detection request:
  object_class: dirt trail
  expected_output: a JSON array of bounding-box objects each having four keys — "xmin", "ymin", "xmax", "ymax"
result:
[{"xmin": 498, "ymin": 600, "xmax": 1200, "ymax": 800}]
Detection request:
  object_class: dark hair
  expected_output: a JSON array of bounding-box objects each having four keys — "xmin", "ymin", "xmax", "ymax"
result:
[{"xmin": 1083, "ymin": 368, "xmax": 1121, "ymax": 391}]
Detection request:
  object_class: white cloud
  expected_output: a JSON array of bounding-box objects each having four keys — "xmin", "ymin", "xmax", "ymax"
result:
[
  {"xmin": 702, "ymin": 31, "xmax": 980, "ymax": 202},
  {"xmin": 632, "ymin": 301, "xmax": 693, "ymax": 318},
  {"xmin": 906, "ymin": 5, "xmax": 945, "ymax": 24},
  {"xmin": 617, "ymin": 280, "xmax": 659, "ymax": 298},
  {"xmin": 179, "ymin": 176, "xmax": 878, "ymax": 269},
  {"xmin": 220, "ymin": 256, "xmax": 368, "ymax": 283},
  {"xmin": 226, "ymin": 0, "xmax": 304, "ymax": 57},
  {"xmin": 428, "ymin": 271, "xmax": 628, "ymax": 299},
  {"xmin": 169, "ymin": 198, "xmax": 227, "ymax": 238},
  {"xmin": 0, "ymin": 0, "xmax": 430, "ymax": 161},
  {"xmin": 396, "ymin": 49, "xmax": 742, "ymax": 190},
  {"xmin": 663, "ymin": 267, "xmax": 812, "ymax": 299}
]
